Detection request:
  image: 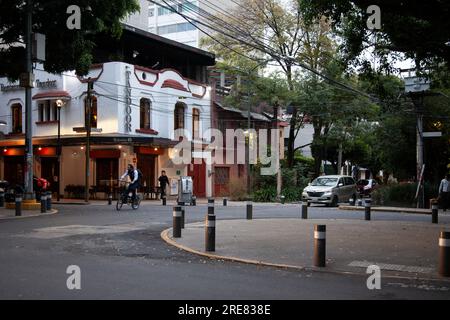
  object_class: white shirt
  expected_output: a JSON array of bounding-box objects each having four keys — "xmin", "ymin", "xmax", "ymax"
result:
[
  {"xmin": 121, "ymin": 170, "xmax": 138, "ymax": 184},
  {"xmin": 439, "ymin": 179, "xmax": 449, "ymax": 193}
]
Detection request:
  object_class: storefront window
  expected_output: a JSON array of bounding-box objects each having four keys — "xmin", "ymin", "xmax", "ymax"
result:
[
  {"xmin": 11, "ymin": 103, "xmax": 22, "ymax": 133},
  {"xmin": 140, "ymin": 98, "xmax": 151, "ymax": 130}
]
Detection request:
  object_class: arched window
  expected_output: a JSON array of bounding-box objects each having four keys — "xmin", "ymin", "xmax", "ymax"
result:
[
  {"xmin": 11, "ymin": 103, "xmax": 22, "ymax": 133},
  {"xmin": 84, "ymin": 96, "xmax": 97, "ymax": 128},
  {"xmin": 174, "ymin": 102, "xmax": 185, "ymax": 130},
  {"xmin": 192, "ymin": 108, "xmax": 200, "ymax": 139},
  {"xmin": 140, "ymin": 98, "xmax": 151, "ymax": 130}
]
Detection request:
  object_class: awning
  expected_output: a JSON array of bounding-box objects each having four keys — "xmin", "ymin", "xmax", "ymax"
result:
[{"xmin": 32, "ymin": 91, "xmax": 71, "ymax": 100}]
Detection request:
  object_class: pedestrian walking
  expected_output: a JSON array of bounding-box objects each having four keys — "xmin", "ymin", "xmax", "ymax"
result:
[
  {"xmin": 159, "ymin": 171, "xmax": 170, "ymax": 199},
  {"xmin": 439, "ymin": 174, "xmax": 450, "ymax": 211}
]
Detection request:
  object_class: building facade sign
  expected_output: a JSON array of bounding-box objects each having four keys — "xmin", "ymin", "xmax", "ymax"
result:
[{"xmin": 1, "ymin": 79, "xmax": 57, "ymax": 92}]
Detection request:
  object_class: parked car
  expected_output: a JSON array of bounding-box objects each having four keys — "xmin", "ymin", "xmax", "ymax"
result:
[
  {"xmin": 357, "ymin": 179, "xmax": 378, "ymax": 196},
  {"xmin": 302, "ymin": 175, "xmax": 357, "ymax": 207}
]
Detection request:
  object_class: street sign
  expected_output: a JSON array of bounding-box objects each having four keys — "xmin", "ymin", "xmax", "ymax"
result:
[
  {"xmin": 404, "ymin": 76, "xmax": 430, "ymax": 93},
  {"xmin": 423, "ymin": 132, "xmax": 442, "ymax": 138}
]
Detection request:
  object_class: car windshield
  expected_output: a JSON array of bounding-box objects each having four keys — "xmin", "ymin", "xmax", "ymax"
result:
[{"xmin": 311, "ymin": 177, "xmax": 338, "ymax": 187}]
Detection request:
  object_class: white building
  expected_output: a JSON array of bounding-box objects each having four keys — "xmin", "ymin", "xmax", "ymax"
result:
[
  {"xmin": 0, "ymin": 61, "xmax": 214, "ymax": 199},
  {"xmin": 148, "ymin": 0, "xmax": 236, "ymax": 48}
]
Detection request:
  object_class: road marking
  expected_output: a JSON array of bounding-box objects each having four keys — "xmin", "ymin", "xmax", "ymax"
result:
[
  {"xmin": 16, "ymin": 223, "xmax": 163, "ymax": 239},
  {"xmin": 349, "ymin": 261, "xmax": 434, "ymax": 274}
]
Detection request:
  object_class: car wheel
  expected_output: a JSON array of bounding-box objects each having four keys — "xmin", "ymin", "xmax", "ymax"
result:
[{"xmin": 332, "ymin": 196, "xmax": 339, "ymax": 207}]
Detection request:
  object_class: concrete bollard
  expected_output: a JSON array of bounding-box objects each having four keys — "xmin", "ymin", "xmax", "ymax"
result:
[
  {"xmin": 178, "ymin": 201, "xmax": 185, "ymax": 229},
  {"xmin": 173, "ymin": 206, "xmax": 182, "ymax": 238},
  {"xmin": 205, "ymin": 213, "xmax": 216, "ymax": 252},
  {"xmin": 432, "ymin": 200, "xmax": 439, "ymax": 224},
  {"xmin": 0, "ymin": 191, "xmax": 5, "ymax": 208},
  {"xmin": 208, "ymin": 198, "xmax": 215, "ymax": 215},
  {"xmin": 40, "ymin": 193, "xmax": 47, "ymax": 213},
  {"xmin": 223, "ymin": 198, "xmax": 228, "ymax": 206},
  {"xmin": 15, "ymin": 195, "xmax": 22, "ymax": 217},
  {"xmin": 314, "ymin": 225, "xmax": 326, "ymax": 267},
  {"xmin": 301, "ymin": 203, "xmax": 308, "ymax": 219},
  {"xmin": 439, "ymin": 231, "xmax": 450, "ymax": 277},
  {"xmin": 246, "ymin": 201, "xmax": 253, "ymax": 220},
  {"xmin": 364, "ymin": 198, "xmax": 372, "ymax": 221},
  {"xmin": 46, "ymin": 191, "xmax": 52, "ymax": 211}
]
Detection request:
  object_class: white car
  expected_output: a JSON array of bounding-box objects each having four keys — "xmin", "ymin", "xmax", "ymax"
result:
[{"xmin": 302, "ymin": 175, "xmax": 357, "ymax": 207}]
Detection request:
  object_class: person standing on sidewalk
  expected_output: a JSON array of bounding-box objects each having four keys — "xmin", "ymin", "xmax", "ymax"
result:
[
  {"xmin": 158, "ymin": 171, "xmax": 170, "ymax": 199},
  {"xmin": 438, "ymin": 174, "xmax": 450, "ymax": 211}
]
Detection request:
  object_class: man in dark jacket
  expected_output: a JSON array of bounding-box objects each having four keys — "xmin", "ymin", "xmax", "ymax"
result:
[{"xmin": 158, "ymin": 171, "xmax": 170, "ymax": 199}]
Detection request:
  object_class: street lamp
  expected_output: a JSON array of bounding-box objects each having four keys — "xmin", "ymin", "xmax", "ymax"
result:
[{"xmin": 55, "ymin": 99, "xmax": 65, "ymax": 202}]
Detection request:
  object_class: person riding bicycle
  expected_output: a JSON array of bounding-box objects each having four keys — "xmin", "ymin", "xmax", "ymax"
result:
[{"xmin": 120, "ymin": 164, "xmax": 140, "ymax": 203}]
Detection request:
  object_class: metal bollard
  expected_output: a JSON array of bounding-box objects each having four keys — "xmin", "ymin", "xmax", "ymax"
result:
[
  {"xmin": 178, "ymin": 201, "xmax": 185, "ymax": 229},
  {"xmin": 0, "ymin": 191, "xmax": 4, "ymax": 207},
  {"xmin": 46, "ymin": 191, "xmax": 52, "ymax": 211},
  {"xmin": 208, "ymin": 198, "xmax": 215, "ymax": 215},
  {"xmin": 246, "ymin": 201, "xmax": 253, "ymax": 220},
  {"xmin": 432, "ymin": 200, "xmax": 439, "ymax": 224},
  {"xmin": 205, "ymin": 214, "xmax": 216, "ymax": 252},
  {"xmin": 357, "ymin": 198, "xmax": 363, "ymax": 207},
  {"xmin": 364, "ymin": 198, "xmax": 372, "ymax": 221},
  {"xmin": 349, "ymin": 197, "xmax": 355, "ymax": 206},
  {"xmin": 223, "ymin": 198, "xmax": 228, "ymax": 206},
  {"xmin": 173, "ymin": 206, "xmax": 182, "ymax": 238},
  {"xmin": 162, "ymin": 196, "xmax": 167, "ymax": 206},
  {"xmin": 280, "ymin": 195, "xmax": 285, "ymax": 204},
  {"xmin": 40, "ymin": 193, "xmax": 47, "ymax": 213},
  {"xmin": 301, "ymin": 203, "xmax": 308, "ymax": 219},
  {"xmin": 439, "ymin": 231, "xmax": 450, "ymax": 277},
  {"xmin": 15, "ymin": 195, "xmax": 22, "ymax": 217},
  {"xmin": 314, "ymin": 225, "xmax": 326, "ymax": 267},
  {"xmin": 108, "ymin": 193, "xmax": 113, "ymax": 205},
  {"xmin": 192, "ymin": 196, "xmax": 197, "ymax": 206}
]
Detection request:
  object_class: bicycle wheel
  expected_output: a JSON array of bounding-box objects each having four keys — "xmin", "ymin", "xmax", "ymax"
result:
[{"xmin": 132, "ymin": 195, "xmax": 141, "ymax": 210}]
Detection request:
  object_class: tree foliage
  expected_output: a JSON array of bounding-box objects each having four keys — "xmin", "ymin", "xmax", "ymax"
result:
[{"xmin": 0, "ymin": 0, "xmax": 139, "ymax": 79}]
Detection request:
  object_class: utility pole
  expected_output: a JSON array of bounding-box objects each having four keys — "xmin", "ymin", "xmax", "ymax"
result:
[
  {"xmin": 246, "ymin": 78, "xmax": 251, "ymax": 197},
  {"xmin": 273, "ymin": 103, "xmax": 282, "ymax": 199},
  {"xmin": 85, "ymin": 80, "xmax": 93, "ymax": 203},
  {"xmin": 23, "ymin": 0, "xmax": 34, "ymax": 200}
]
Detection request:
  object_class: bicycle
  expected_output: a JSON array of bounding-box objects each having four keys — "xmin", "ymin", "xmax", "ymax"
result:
[{"xmin": 116, "ymin": 180, "xmax": 142, "ymax": 211}]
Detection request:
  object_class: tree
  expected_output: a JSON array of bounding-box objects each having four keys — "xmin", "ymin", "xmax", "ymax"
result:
[
  {"xmin": 0, "ymin": 0, "xmax": 139, "ymax": 79},
  {"xmin": 200, "ymin": 0, "xmax": 336, "ymax": 167},
  {"xmin": 299, "ymin": 0, "xmax": 450, "ymax": 71}
]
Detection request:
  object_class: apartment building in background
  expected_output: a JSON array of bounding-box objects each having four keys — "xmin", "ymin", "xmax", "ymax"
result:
[{"xmin": 148, "ymin": 0, "xmax": 237, "ymax": 48}]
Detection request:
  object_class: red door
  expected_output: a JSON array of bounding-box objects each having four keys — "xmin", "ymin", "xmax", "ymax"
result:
[{"xmin": 188, "ymin": 160, "xmax": 206, "ymax": 198}]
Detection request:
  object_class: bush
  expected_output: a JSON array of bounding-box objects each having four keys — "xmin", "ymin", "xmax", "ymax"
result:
[
  {"xmin": 253, "ymin": 185, "xmax": 277, "ymax": 202},
  {"xmin": 372, "ymin": 182, "xmax": 439, "ymax": 207},
  {"xmin": 228, "ymin": 177, "xmax": 248, "ymax": 201}
]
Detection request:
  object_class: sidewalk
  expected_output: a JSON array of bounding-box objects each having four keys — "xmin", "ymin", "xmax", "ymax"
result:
[
  {"xmin": 0, "ymin": 208, "xmax": 57, "ymax": 220},
  {"xmin": 162, "ymin": 218, "xmax": 450, "ymax": 282}
]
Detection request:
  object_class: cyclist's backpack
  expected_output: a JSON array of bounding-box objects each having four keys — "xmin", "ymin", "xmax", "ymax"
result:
[{"xmin": 137, "ymin": 169, "xmax": 143, "ymax": 184}]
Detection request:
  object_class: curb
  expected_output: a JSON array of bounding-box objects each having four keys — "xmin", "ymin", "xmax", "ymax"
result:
[
  {"xmin": 339, "ymin": 205, "xmax": 432, "ymax": 215},
  {"xmin": 0, "ymin": 209, "xmax": 58, "ymax": 221},
  {"xmin": 160, "ymin": 227, "xmax": 450, "ymax": 284}
]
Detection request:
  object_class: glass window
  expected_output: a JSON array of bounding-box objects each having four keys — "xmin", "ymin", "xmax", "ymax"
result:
[
  {"xmin": 11, "ymin": 103, "xmax": 22, "ymax": 133},
  {"xmin": 45, "ymin": 100, "xmax": 51, "ymax": 121},
  {"xmin": 140, "ymin": 98, "xmax": 151, "ymax": 130},
  {"xmin": 174, "ymin": 103, "xmax": 185, "ymax": 130},
  {"xmin": 38, "ymin": 103, "xmax": 44, "ymax": 122},
  {"xmin": 52, "ymin": 101, "xmax": 58, "ymax": 121},
  {"xmin": 192, "ymin": 108, "xmax": 200, "ymax": 139}
]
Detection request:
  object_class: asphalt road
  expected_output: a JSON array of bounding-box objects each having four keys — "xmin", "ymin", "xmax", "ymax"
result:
[{"xmin": 0, "ymin": 202, "xmax": 449, "ymax": 300}]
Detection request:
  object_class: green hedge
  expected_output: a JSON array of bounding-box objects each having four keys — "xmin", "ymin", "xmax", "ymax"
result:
[{"xmin": 371, "ymin": 182, "xmax": 439, "ymax": 207}]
